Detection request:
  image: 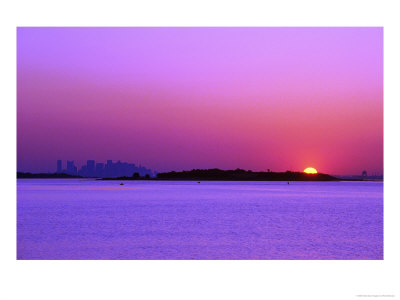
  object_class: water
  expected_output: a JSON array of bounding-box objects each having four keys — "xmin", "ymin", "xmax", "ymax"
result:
[{"xmin": 17, "ymin": 179, "xmax": 383, "ymax": 260}]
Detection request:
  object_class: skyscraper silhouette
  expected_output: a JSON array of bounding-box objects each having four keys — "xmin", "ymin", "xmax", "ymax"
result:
[
  {"xmin": 87, "ymin": 160, "xmax": 95, "ymax": 177},
  {"xmin": 66, "ymin": 161, "xmax": 77, "ymax": 175},
  {"xmin": 95, "ymin": 163, "xmax": 104, "ymax": 177},
  {"xmin": 57, "ymin": 160, "xmax": 62, "ymax": 173}
]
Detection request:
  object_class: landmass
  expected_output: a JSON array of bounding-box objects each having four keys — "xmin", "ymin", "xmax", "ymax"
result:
[
  {"xmin": 17, "ymin": 169, "xmax": 368, "ymax": 181},
  {"xmin": 155, "ymin": 169, "xmax": 339, "ymax": 181},
  {"xmin": 101, "ymin": 168, "xmax": 340, "ymax": 181},
  {"xmin": 17, "ymin": 172, "xmax": 83, "ymax": 178}
]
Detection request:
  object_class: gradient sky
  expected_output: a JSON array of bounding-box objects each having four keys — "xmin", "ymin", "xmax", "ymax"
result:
[{"xmin": 17, "ymin": 27, "xmax": 383, "ymax": 175}]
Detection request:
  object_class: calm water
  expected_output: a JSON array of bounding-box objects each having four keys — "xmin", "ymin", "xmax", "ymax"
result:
[{"xmin": 17, "ymin": 179, "xmax": 383, "ymax": 260}]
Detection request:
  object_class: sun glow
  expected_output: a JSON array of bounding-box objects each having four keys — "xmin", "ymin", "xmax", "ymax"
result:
[{"xmin": 304, "ymin": 167, "xmax": 318, "ymax": 174}]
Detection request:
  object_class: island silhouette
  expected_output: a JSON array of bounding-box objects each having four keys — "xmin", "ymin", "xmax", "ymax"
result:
[
  {"xmin": 99, "ymin": 168, "xmax": 340, "ymax": 181},
  {"xmin": 17, "ymin": 168, "xmax": 363, "ymax": 181},
  {"xmin": 17, "ymin": 169, "xmax": 339, "ymax": 180}
]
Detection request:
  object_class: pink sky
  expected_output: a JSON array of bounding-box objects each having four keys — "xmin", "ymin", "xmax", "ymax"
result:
[{"xmin": 17, "ymin": 27, "xmax": 383, "ymax": 175}]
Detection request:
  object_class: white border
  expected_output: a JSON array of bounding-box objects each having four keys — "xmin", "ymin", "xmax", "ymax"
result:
[{"xmin": 1, "ymin": 0, "xmax": 399, "ymax": 299}]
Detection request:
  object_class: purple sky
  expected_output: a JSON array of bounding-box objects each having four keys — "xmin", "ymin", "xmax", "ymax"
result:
[{"xmin": 17, "ymin": 27, "xmax": 383, "ymax": 175}]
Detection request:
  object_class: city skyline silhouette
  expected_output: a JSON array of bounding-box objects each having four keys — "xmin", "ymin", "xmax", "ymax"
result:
[{"xmin": 55, "ymin": 159, "xmax": 154, "ymax": 178}]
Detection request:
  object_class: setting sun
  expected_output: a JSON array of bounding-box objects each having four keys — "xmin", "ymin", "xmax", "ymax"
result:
[{"xmin": 304, "ymin": 167, "xmax": 318, "ymax": 174}]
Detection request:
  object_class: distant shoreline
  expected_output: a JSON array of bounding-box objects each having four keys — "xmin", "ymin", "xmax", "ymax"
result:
[
  {"xmin": 17, "ymin": 169, "xmax": 374, "ymax": 181},
  {"xmin": 17, "ymin": 172, "xmax": 83, "ymax": 179}
]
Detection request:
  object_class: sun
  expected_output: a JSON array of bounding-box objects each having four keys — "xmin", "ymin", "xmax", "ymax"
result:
[{"xmin": 304, "ymin": 167, "xmax": 318, "ymax": 174}]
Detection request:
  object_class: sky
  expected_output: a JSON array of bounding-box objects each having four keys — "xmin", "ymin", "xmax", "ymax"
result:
[{"xmin": 17, "ymin": 27, "xmax": 383, "ymax": 175}]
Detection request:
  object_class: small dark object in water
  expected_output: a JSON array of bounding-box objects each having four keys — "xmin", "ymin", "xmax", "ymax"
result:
[
  {"xmin": 198, "ymin": 182, "xmax": 200, "ymax": 183},
  {"xmin": 120, "ymin": 183, "xmax": 124, "ymax": 185},
  {"xmin": 287, "ymin": 182, "xmax": 290, "ymax": 184}
]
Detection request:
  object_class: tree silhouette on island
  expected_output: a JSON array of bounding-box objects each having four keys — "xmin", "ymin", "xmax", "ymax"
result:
[
  {"xmin": 154, "ymin": 168, "xmax": 338, "ymax": 181},
  {"xmin": 17, "ymin": 168, "xmax": 350, "ymax": 181},
  {"xmin": 100, "ymin": 168, "xmax": 340, "ymax": 181}
]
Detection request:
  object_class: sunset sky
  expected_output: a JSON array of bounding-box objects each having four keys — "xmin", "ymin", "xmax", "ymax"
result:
[{"xmin": 17, "ymin": 27, "xmax": 383, "ymax": 175}]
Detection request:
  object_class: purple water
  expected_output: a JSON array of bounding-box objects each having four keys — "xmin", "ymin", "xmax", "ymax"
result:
[{"xmin": 17, "ymin": 179, "xmax": 383, "ymax": 260}]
